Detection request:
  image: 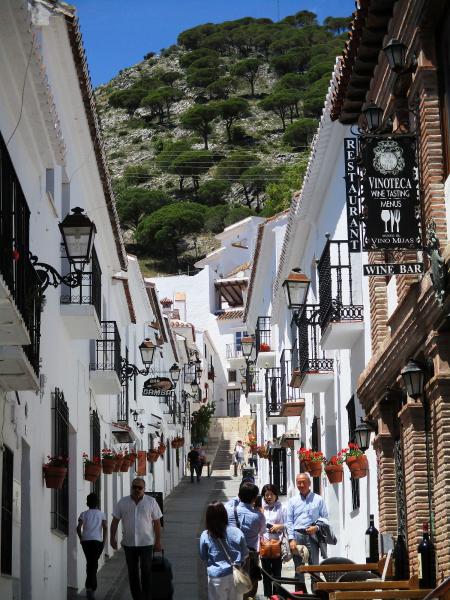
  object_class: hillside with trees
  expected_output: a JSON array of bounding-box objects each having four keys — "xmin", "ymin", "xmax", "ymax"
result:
[{"xmin": 96, "ymin": 11, "xmax": 351, "ymax": 274}]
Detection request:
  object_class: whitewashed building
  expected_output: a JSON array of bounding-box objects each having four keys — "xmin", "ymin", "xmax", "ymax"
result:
[
  {"xmin": 0, "ymin": 3, "xmax": 193, "ymax": 599},
  {"xmin": 243, "ymin": 77, "xmax": 378, "ymax": 561}
]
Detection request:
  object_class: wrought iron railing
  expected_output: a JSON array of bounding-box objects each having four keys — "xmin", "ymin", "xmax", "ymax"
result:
[
  {"xmin": 246, "ymin": 367, "xmax": 262, "ymax": 393},
  {"xmin": 0, "ymin": 133, "xmax": 41, "ymax": 375},
  {"xmin": 226, "ymin": 343, "xmax": 244, "ymax": 359},
  {"xmin": 256, "ymin": 316, "xmax": 272, "ymax": 355},
  {"xmin": 318, "ymin": 239, "xmax": 363, "ymax": 332},
  {"xmin": 265, "ymin": 367, "xmax": 282, "ymax": 418},
  {"xmin": 61, "ymin": 247, "xmax": 101, "ymax": 321},
  {"xmin": 51, "ymin": 388, "xmax": 69, "ymax": 535},
  {"xmin": 91, "ymin": 321, "xmax": 121, "ymax": 379},
  {"xmin": 298, "ymin": 305, "xmax": 334, "ymax": 376},
  {"xmin": 280, "ymin": 349, "xmax": 302, "ymax": 402}
]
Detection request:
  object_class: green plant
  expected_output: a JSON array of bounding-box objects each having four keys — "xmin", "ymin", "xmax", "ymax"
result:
[
  {"xmin": 44, "ymin": 455, "xmax": 69, "ymax": 468},
  {"xmin": 191, "ymin": 402, "xmax": 216, "ymax": 444}
]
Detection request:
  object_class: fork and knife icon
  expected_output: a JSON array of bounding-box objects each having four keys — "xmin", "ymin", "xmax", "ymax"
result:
[{"xmin": 381, "ymin": 209, "xmax": 401, "ymax": 233}]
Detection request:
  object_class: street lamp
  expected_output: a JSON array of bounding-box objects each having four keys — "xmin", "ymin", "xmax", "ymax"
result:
[
  {"xmin": 241, "ymin": 336, "xmax": 255, "ymax": 359},
  {"xmin": 137, "ymin": 422, "xmax": 145, "ymax": 435},
  {"xmin": 383, "ymin": 39, "xmax": 407, "ymax": 73},
  {"xmin": 169, "ymin": 363, "xmax": 181, "ymax": 384},
  {"xmin": 354, "ymin": 418, "xmax": 376, "ymax": 452},
  {"xmin": 121, "ymin": 339, "xmax": 156, "ymax": 383},
  {"xmin": 401, "ymin": 358, "xmax": 424, "ymax": 399},
  {"xmin": 31, "ymin": 207, "xmax": 97, "ymax": 293},
  {"xmin": 139, "ymin": 339, "xmax": 157, "ymax": 366},
  {"xmin": 362, "ymin": 102, "xmax": 384, "ymax": 133},
  {"xmin": 282, "ymin": 269, "xmax": 310, "ymax": 309}
]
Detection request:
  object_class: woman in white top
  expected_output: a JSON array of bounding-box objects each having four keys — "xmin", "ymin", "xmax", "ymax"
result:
[
  {"xmin": 77, "ymin": 493, "xmax": 107, "ymax": 600},
  {"xmin": 260, "ymin": 484, "xmax": 286, "ymax": 599}
]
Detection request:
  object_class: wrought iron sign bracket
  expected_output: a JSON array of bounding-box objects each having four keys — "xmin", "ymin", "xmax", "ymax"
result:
[
  {"xmin": 121, "ymin": 359, "xmax": 151, "ymax": 384},
  {"xmin": 425, "ymin": 220, "xmax": 449, "ymax": 306},
  {"xmin": 30, "ymin": 253, "xmax": 82, "ymax": 293}
]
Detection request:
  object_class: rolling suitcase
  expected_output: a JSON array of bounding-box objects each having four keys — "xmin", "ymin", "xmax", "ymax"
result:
[{"xmin": 152, "ymin": 550, "xmax": 174, "ymax": 600}]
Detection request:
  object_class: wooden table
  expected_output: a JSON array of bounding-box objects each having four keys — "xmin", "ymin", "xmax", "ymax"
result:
[
  {"xmin": 329, "ymin": 590, "xmax": 432, "ymax": 600},
  {"xmin": 314, "ymin": 577, "xmax": 419, "ymax": 593},
  {"xmin": 296, "ymin": 557, "xmax": 393, "ymax": 578}
]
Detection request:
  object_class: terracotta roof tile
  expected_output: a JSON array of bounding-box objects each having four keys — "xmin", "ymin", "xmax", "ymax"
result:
[
  {"xmin": 226, "ymin": 262, "xmax": 252, "ymax": 278},
  {"xmin": 243, "ymin": 222, "xmax": 266, "ymax": 322},
  {"xmin": 216, "ymin": 310, "xmax": 244, "ymax": 321}
]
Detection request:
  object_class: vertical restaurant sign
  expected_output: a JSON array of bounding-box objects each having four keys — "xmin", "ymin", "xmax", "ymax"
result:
[
  {"xmin": 137, "ymin": 450, "xmax": 147, "ymax": 476},
  {"xmin": 344, "ymin": 138, "xmax": 361, "ymax": 252},
  {"xmin": 361, "ymin": 135, "xmax": 421, "ymax": 250}
]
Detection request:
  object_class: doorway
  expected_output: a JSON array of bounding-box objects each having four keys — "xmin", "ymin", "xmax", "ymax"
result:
[
  {"xmin": 21, "ymin": 441, "xmax": 31, "ymax": 600},
  {"xmin": 227, "ymin": 389, "xmax": 240, "ymax": 417}
]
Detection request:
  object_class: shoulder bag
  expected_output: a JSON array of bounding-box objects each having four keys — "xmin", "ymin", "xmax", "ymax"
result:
[
  {"xmin": 260, "ymin": 535, "xmax": 282, "ymax": 559},
  {"xmin": 217, "ymin": 537, "xmax": 253, "ymax": 595}
]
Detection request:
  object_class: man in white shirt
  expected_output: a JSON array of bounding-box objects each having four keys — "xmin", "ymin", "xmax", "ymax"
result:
[{"xmin": 110, "ymin": 477, "xmax": 163, "ymax": 600}]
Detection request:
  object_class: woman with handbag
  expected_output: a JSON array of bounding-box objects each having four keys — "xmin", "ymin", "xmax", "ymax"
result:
[
  {"xmin": 260, "ymin": 484, "xmax": 286, "ymax": 599},
  {"xmin": 200, "ymin": 501, "xmax": 249, "ymax": 599}
]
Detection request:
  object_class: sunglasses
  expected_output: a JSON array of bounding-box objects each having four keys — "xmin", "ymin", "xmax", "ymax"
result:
[{"xmin": 132, "ymin": 485, "xmax": 144, "ymax": 490}]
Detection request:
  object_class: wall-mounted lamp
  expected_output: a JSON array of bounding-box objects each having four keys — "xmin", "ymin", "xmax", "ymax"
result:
[
  {"xmin": 169, "ymin": 363, "xmax": 181, "ymax": 384},
  {"xmin": 137, "ymin": 422, "xmax": 145, "ymax": 435},
  {"xmin": 130, "ymin": 409, "xmax": 139, "ymax": 422},
  {"xmin": 382, "ymin": 39, "xmax": 414, "ymax": 74},
  {"xmin": 282, "ymin": 268, "xmax": 311, "ymax": 309},
  {"xmin": 121, "ymin": 339, "xmax": 156, "ymax": 383},
  {"xmin": 353, "ymin": 418, "xmax": 377, "ymax": 452}
]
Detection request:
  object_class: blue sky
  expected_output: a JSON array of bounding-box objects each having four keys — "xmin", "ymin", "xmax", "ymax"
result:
[{"xmin": 71, "ymin": 1, "xmax": 356, "ymax": 87}]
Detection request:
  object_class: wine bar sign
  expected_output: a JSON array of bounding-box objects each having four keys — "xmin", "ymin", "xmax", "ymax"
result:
[{"xmin": 360, "ymin": 135, "xmax": 421, "ymax": 251}]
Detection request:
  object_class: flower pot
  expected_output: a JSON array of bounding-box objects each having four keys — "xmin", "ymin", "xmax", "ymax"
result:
[
  {"xmin": 325, "ymin": 464, "xmax": 343, "ymax": 484},
  {"xmin": 102, "ymin": 458, "xmax": 116, "ymax": 474},
  {"xmin": 147, "ymin": 450, "xmax": 159, "ymax": 463},
  {"xmin": 120, "ymin": 460, "xmax": 131, "ymax": 472},
  {"xmin": 44, "ymin": 466, "xmax": 67, "ymax": 489},
  {"xmin": 84, "ymin": 463, "xmax": 101, "ymax": 483},
  {"xmin": 114, "ymin": 457, "xmax": 124, "ymax": 472},
  {"xmin": 346, "ymin": 455, "xmax": 368, "ymax": 479},
  {"xmin": 306, "ymin": 460, "xmax": 322, "ymax": 478}
]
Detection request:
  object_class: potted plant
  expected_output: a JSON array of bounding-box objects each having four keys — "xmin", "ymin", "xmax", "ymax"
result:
[
  {"xmin": 43, "ymin": 455, "xmax": 68, "ymax": 489},
  {"xmin": 259, "ymin": 342, "xmax": 271, "ymax": 352},
  {"xmin": 157, "ymin": 442, "xmax": 166, "ymax": 456},
  {"xmin": 256, "ymin": 445, "xmax": 269, "ymax": 459},
  {"xmin": 324, "ymin": 454, "xmax": 344, "ymax": 484},
  {"xmin": 122, "ymin": 451, "xmax": 136, "ymax": 471},
  {"xmin": 342, "ymin": 443, "xmax": 368, "ymax": 479},
  {"xmin": 101, "ymin": 449, "xmax": 116, "ymax": 474},
  {"xmin": 298, "ymin": 448, "xmax": 325, "ymax": 477},
  {"xmin": 83, "ymin": 453, "xmax": 101, "ymax": 483},
  {"xmin": 147, "ymin": 449, "xmax": 160, "ymax": 463},
  {"xmin": 191, "ymin": 402, "xmax": 216, "ymax": 445},
  {"xmin": 114, "ymin": 451, "xmax": 124, "ymax": 472}
]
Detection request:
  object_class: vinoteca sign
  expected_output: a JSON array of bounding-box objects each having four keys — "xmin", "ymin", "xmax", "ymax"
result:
[{"xmin": 360, "ymin": 136, "xmax": 421, "ymax": 250}]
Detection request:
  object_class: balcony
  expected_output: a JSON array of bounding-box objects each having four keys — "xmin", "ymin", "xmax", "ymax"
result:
[
  {"xmin": 318, "ymin": 239, "xmax": 364, "ymax": 350},
  {"xmin": 246, "ymin": 369, "xmax": 264, "ymax": 405},
  {"xmin": 226, "ymin": 343, "xmax": 246, "ymax": 368},
  {"xmin": 294, "ymin": 305, "xmax": 333, "ymax": 393},
  {"xmin": 60, "ymin": 248, "xmax": 102, "ymax": 339},
  {"xmin": 265, "ymin": 368, "xmax": 287, "ymax": 425},
  {"xmin": 255, "ymin": 316, "xmax": 276, "ymax": 369},
  {"xmin": 280, "ymin": 349, "xmax": 305, "ymax": 418},
  {"xmin": 90, "ymin": 321, "xmax": 122, "ymax": 395}
]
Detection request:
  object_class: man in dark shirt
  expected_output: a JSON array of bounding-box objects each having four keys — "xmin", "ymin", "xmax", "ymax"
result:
[{"xmin": 187, "ymin": 446, "xmax": 201, "ymax": 483}]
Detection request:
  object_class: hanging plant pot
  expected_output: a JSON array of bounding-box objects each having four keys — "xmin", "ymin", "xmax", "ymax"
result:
[
  {"xmin": 102, "ymin": 458, "xmax": 116, "ymax": 474},
  {"xmin": 346, "ymin": 455, "xmax": 368, "ymax": 479},
  {"xmin": 84, "ymin": 463, "xmax": 101, "ymax": 483},
  {"xmin": 147, "ymin": 450, "xmax": 160, "ymax": 463},
  {"xmin": 120, "ymin": 460, "xmax": 131, "ymax": 472},
  {"xmin": 306, "ymin": 460, "xmax": 323, "ymax": 478},
  {"xmin": 114, "ymin": 457, "xmax": 124, "ymax": 472},
  {"xmin": 325, "ymin": 464, "xmax": 343, "ymax": 484},
  {"xmin": 44, "ymin": 466, "xmax": 67, "ymax": 489}
]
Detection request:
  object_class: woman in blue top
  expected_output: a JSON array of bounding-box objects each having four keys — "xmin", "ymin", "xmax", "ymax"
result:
[{"xmin": 200, "ymin": 501, "xmax": 248, "ymax": 600}]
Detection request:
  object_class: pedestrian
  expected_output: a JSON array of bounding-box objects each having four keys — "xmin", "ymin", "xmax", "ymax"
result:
[
  {"xmin": 286, "ymin": 473, "xmax": 329, "ymax": 593},
  {"xmin": 248, "ymin": 447, "xmax": 258, "ymax": 475},
  {"xmin": 110, "ymin": 477, "xmax": 163, "ymax": 600},
  {"xmin": 259, "ymin": 484, "xmax": 286, "ymax": 599},
  {"xmin": 77, "ymin": 492, "xmax": 107, "ymax": 600},
  {"xmin": 234, "ymin": 441, "xmax": 245, "ymax": 475},
  {"xmin": 226, "ymin": 481, "xmax": 266, "ymax": 600},
  {"xmin": 187, "ymin": 445, "xmax": 202, "ymax": 483},
  {"xmin": 199, "ymin": 445, "xmax": 207, "ymax": 477},
  {"xmin": 199, "ymin": 501, "xmax": 249, "ymax": 600}
]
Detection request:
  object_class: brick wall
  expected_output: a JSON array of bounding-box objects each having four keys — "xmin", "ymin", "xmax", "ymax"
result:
[
  {"xmin": 373, "ymin": 434, "xmax": 398, "ymax": 535},
  {"xmin": 368, "ymin": 251, "xmax": 390, "ymax": 354}
]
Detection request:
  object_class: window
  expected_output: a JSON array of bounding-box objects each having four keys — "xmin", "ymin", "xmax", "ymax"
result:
[
  {"xmin": 228, "ymin": 369, "xmax": 237, "ymax": 383},
  {"xmin": 227, "ymin": 389, "xmax": 240, "ymax": 417},
  {"xmin": 235, "ymin": 331, "xmax": 248, "ymax": 352},
  {"xmin": 91, "ymin": 411, "xmax": 101, "ymax": 504},
  {"xmin": 346, "ymin": 396, "xmax": 360, "ymax": 510},
  {"xmin": 1, "ymin": 446, "xmax": 13, "ymax": 575},
  {"xmin": 311, "ymin": 417, "xmax": 320, "ymax": 495},
  {"xmin": 51, "ymin": 388, "xmax": 69, "ymax": 534}
]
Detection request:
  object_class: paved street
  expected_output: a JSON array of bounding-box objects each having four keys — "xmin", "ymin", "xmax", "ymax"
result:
[{"xmin": 76, "ymin": 465, "xmax": 296, "ymax": 599}]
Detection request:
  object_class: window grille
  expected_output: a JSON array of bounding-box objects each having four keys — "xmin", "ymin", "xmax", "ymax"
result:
[
  {"xmin": 311, "ymin": 417, "xmax": 321, "ymax": 495},
  {"xmin": 346, "ymin": 396, "xmax": 360, "ymax": 510},
  {"xmin": 91, "ymin": 410, "xmax": 101, "ymax": 503},
  {"xmin": 1, "ymin": 446, "xmax": 13, "ymax": 575},
  {"xmin": 51, "ymin": 388, "xmax": 69, "ymax": 534},
  {"xmin": 228, "ymin": 369, "xmax": 237, "ymax": 383},
  {"xmin": 118, "ymin": 347, "xmax": 129, "ymax": 422}
]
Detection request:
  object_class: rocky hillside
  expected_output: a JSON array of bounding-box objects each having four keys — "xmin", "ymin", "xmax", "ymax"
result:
[{"xmin": 95, "ymin": 11, "xmax": 350, "ymax": 274}]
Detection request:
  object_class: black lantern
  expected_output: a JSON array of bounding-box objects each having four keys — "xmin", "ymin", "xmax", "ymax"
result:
[
  {"xmin": 383, "ymin": 38, "xmax": 407, "ymax": 73},
  {"xmin": 241, "ymin": 336, "xmax": 255, "ymax": 359},
  {"xmin": 282, "ymin": 268, "xmax": 310, "ymax": 309},
  {"xmin": 195, "ymin": 359, "xmax": 203, "ymax": 378},
  {"xmin": 139, "ymin": 339, "xmax": 156, "ymax": 365},
  {"xmin": 130, "ymin": 409, "xmax": 139, "ymax": 422},
  {"xmin": 137, "ymin": 422, "xmax": 145, "ymax": 435},
  {"xmin": 401, "ymin": 358, "xmax": 424, "ymax": 399},
  {"xmin": 59, "ymin": 207, "xmax": 96, "ymax": 267},
  {"xmin": 190, "ymin": 378, "xmax": 199, "ymax": 396},
  {"xmin": 169, "ymin": 363, "xmax": 181, "ymax": 383},
  {"xmin": 362, "ymin": 102, "xmax": 384, "ymax": 133},
  {"xmin": 240, "ymin": 379, "xmax": 247, "ymax": 393},
  {"xmin": 354, "ymin": 419, "xmax": 375, "ymax": 452}
]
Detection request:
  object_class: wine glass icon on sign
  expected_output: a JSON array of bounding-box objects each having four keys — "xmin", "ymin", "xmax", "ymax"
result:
[
  {"xmin": 393, "ymin": 209, "xmax": 401, "ymax": 233},
  {"xmin": 381, "ymin": 210, "xmax": 391, "ymax": 233}
]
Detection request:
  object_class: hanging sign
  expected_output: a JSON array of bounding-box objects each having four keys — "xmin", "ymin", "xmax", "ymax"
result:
[
  {"xmin": 143, "ymin": 388, "xmax": 172, "ymax": 397},
  {"xmin": 137, "ymin": 450, "xmax": 147, "ymax": 476},
  {"xmin": 363, "ymin": 262, "xmax": 424, "ymax": 276},
  {"xmin": 360, "ymin": 135, "xmax": 421, "ymax": 250},
  {"xmin": 344, "ymin": 138, "xmax": 361, "ymax": 252},
  {"xmin": 142, "ymin": 376, "xmax": 173, "ymax": 396}
]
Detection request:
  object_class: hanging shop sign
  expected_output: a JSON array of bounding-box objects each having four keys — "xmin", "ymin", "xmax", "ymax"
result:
[
  {"xmin": 360, "ymin": 135, "xmax": 421, "ymax": 250},
  {"xmin": 142, "ymin": 376, "xmax": 173, "ymax": 397},
  {"xmin": 363, "ymin": 262, "xmax": 424, "ymax": 276},
  {"xmin": 344, "ymin": 138, "xmax": 361, "ymax": 252}
]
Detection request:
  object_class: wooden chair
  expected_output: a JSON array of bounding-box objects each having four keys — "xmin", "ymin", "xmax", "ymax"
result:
[
  {"xmin": 329, "ymin": 589, "xmax": 432, "ymax": 600},
  {"xmin": 297, "ymin": 556, "xmax": 393, "ymax": 580},
  {"xmin": 314, "ymin": 576, "xmax": 419, "ymax": 594}
]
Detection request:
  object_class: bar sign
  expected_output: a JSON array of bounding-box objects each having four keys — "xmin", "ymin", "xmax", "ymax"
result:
[
  {"xmin": 344, "ymin": 138, "xmax": 361, "ymax": 252},
  {"xmin": 363, "ymin": 263, "xmax": 424, "ymax": 276}
]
